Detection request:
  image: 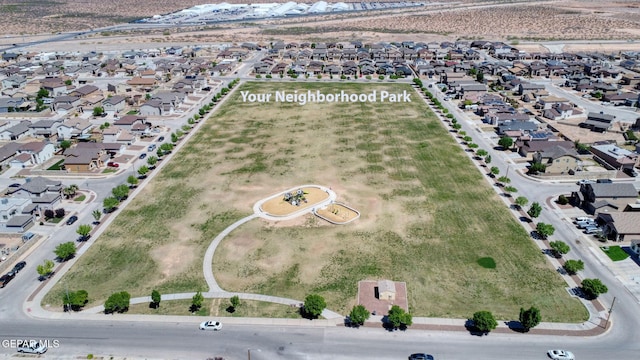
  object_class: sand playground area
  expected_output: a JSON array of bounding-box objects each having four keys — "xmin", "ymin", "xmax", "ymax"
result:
[{"xmin": 256, "ymin": 184, "xmax": 360, "ymax": 224}]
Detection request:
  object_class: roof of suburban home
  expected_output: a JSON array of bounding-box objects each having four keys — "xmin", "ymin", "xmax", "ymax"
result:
[
  {"xmin": 587, "ymin": 183, "xmax": 638, "ymax": 198},
  {"xmin": 0, "ymin": 142, "xmax": 22, "ymax": 162},
  {"xmin": 6, "ymin": 215, "xmax": 33, "ymax": 227},
  {"xmin": 20, "ymin": 176, "xmax": 61, "ymax": 194},
  {"xmin": 599, "ymin": 212, "xmax": 640, "ymax": 234}
]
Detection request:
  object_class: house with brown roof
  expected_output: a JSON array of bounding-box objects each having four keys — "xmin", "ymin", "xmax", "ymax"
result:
[
  {"xmin": 69, "ymin": 85, "xmax": 100, "ymax": 98},
  {"xmin": 126, "ymin": 77, "xmax": 157, "ymax": 87},
  {"xmin": 590, "ymin": 143, "xmax": 637, "ymax": 170},
  {"xmin": 598, "ymin": 212, "xmax": 640, "ymax": 241},
  {"xmin": 16, "ymin": 141, "xmax": 55, "ymax": 165},
  {"xmin": 531, "ymin": 144, "xmax": 581, "ymax": 174},
  {"xmin": 114, "ymin": 115, "xmax": 147, "ymax": 131},
  {"xmin": 63, "ymin": 143, "xmax": 112, "ymax": 172}
]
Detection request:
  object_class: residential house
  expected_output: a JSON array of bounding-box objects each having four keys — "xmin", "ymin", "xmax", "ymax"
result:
[
  {"xmin": 139, "ymin": 100, "xmax": 163, "ymax": 116},
  {"xmin": 63, "ymin": 143, "xmax": 111, "ymax": 172},
  {"xmin": 114, "ymin": 115, "xmax": 147, "ymax": 131},
  {"xmin": 590, "ymin": 143, "xmax": 638, "ymax": 170},
  {"xmin": 497, "ymin": 120, "xmax": 539, "ymax": 135},
  {"xmin": 0, "ymin": 121, "xmax": 30, "ymax": 141},
  {"xmin": 598, "ymin": 212, "xmax": 640, "ymax": 241},
  {"xmin": 56, "ymin": 119, "xmax": 93, "ymax": 140},
  {"xmin": 0, "ymin": 142, "xmax": 21, "ymax": 169},
  {"xmin": 517, "ymin": 83, "xmax": 546, "ymax": 95},
  {"xmin": 10, "ymin": 177, "xmax": 62, "ymax": 208},
  {"xmin": 40, "ymin": 77, "xmax": 68, "ymax": 96},
  {"xmin": 29, "ymin": 120, "xmax": 61, "ymax": 139},
  {"xmin": 1, "ymin": 75, "xmax": 27, "ymax": 90},
  {"xmin": 543, "ymin": 103, "xmax": 579, "ymax": 120},
  {"xmin": 575, "ymin": 183, "xmax": 638, "ymax": 214},
  {"xmin": 531, "ymin": 144, "xmax": 582, "ymax": 174},
  {"xmin": 0, "ymin": 197, "xmax": 34, "ymax": 233},
  {"xmin": 0, "ymin": 97, "xmax": 26, "ymax": 113},
  {"xmin": 52, "ymin": 95, "xmax": 81, "ymax": 111},
  {"xmin": 15, "ymin": 141, "xmax": 55, "ymax": 165},
  {"xmin": 518, "ymin": 140, "xmax": 575, "ymax": 157},
  {"xmin": 602, "ymin": 92, "xmax": 639, "ymax": 106},
  {"xmin": 69, "ymin": 84, "xmax": 100, "ymax": 98},
  {"xmin": 103, "ymin": 95, "xmax": 127, "ymax": 114},
  {"xmin": 582, "ymin": 112, "xmax": 614, "ymax": 132}
]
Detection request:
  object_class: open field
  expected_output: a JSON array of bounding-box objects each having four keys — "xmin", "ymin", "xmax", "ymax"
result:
[
  {"xmin": 2, "ymin": 1, "xmax": 640, "ymax": 45},
  {"xmin": 44, "ymin": 81, "xmax": 586, "ymax": 322},
  {"xmin": 209, "ymin": 82, "xmax": 586, "ymax": 322}
]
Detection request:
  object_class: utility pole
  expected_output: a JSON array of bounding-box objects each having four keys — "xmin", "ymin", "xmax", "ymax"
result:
[{"xmin": 605, "ymin": 296, "xmax": 617, "ymax": 329}]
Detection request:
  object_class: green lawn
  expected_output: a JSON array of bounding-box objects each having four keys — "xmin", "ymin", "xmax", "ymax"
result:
[
  {"xmin": 43, "ymin": 82, "xmax": 587, "ymax": 322},
  {"xmin": 74, "ymin": 195, "xmax": 86, "ymax": 202},
  {"xmin": 47, "ymin": 159, "xmax": 65, "ymax": 170},
  {"xmin": 601, "ymin": 246, "xmax": 630, "ymax": 261}
]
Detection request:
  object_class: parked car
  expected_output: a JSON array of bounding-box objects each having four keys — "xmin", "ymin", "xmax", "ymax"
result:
[
  {"xmin": 17, "ymin": 343, "xmax": 47, "ymax": 354},
  {"xmin": 139, "ymin": 153, "xmax": 147, "ymax": 160},
  {"xmin": 584, "ymin": 227, "xmax": 602, "ymax": 234},
  {"xmin": 409, "ymin": 354, "xmax": 435, "ymax": 360},
  {"xmin": 576, "ymin": 221, "xmax": 596, "ymax": 229},
  {"xmin": 66, "ymin": 215, "xmax": 78, "ymax": 225},
  {"xmin": 157, "ymin": 136, "xmax": 165, "ymax": 142},
  {"xmin": 596, "ymin": 178, "xmax": 612, "ymax": 183},
  {"xmin": 0, "ymin": 272, "xmax": 15, "ymax": 288},
  {"xmin": 147, "ymin": 144, "xmax": 156, "ymax": 152},
  {"xmin": 107, "ymin": 162, "xmax": 119, "ymax": 168},
  {"xmin": 574, "ymin": 217, "xmax": 594, "ymax": 223},
  {"xmin": 199, "ymin": 320, "xmax": 222, "ymax": 331},
  {"xmin": 8, "ymin": 183, "xmax": 21, "ymax": 188},
  {"xmin": 547, "ymin": 349, "xmax": 574, "ymax": 360},
  {"xmin": 12, "ymin": 261, "xmax": 26, "ymax": 273},
  {"xmin": 576, "ymin": 179, "xmax": 594, "ymax": 185}
]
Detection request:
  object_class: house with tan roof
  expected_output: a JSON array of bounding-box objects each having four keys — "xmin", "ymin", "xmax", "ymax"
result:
[
  {"xmin": 63, "ymin": 143, "xmax": 114, "ymax": 172},
  {"xmin": 598, "ymin": 212, "xmax": 640, "ymax": 242},
  {"xmin": 114, "ymin": 115, "xmax": 147, "ymax": 131},
  {"xmin": 127, "ymin": 77, "xmax": 157, "ymax": 87}
]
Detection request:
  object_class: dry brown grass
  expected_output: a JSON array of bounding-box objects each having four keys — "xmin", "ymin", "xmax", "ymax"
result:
[{"xmin": 3, "ymin": 0, "xmax": 639, "ymax": 43}]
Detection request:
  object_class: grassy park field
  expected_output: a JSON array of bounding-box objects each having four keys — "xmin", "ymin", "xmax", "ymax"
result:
[{"xmin": 44, "ymin": 81, "xmax": 587, "ymax": 322}]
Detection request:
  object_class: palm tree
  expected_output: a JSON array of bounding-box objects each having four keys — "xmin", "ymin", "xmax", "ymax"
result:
[{"xmin": 63, "ymin": 184, "xmax": 79, "ymax": 199}]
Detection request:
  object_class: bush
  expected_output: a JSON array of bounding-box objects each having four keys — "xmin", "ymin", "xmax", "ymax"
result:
[
  {"xmin": 55, "ymin": 208, "xmax": 65, "ymax": 218},
  {"xmin": 302, "ymin": 294, "xmax": 326, "ymax": 319},
  {"xmin": 104, "ymin": 291, "xmax": 131, "ymax": 314},
  {"xmin": 557, "ymin": 194, "xmax": 569, "ymax": 205},
  {"xmin": 472, "ymin": 310, "xmax": 497, "ymax": 334},
  {"xmin": 387, "ymin": 305, "xmax": 412, "ymax": 329},
  {"xmin": 44, "ymin": 209, "xmax": 54, "ymax": 219},
  {"xmin": 519, "ymin": 306, "xmax": 541, "ymax": 331},
  {"xmin": 348, "ymin": 304, "xmax": 370, "ymax": 327}
]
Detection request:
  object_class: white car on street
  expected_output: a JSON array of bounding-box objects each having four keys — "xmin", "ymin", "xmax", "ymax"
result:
[
  {"xmin": 18, "ymin": 343, "xmax": 47, "ymax": 354},
  {"xmin": 547, "ymin": 349, "xmax": 575, "ymax": 360},
  {"xmin": 199, "ymin": 320, "xmax": 222, "ymax": 331}
]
